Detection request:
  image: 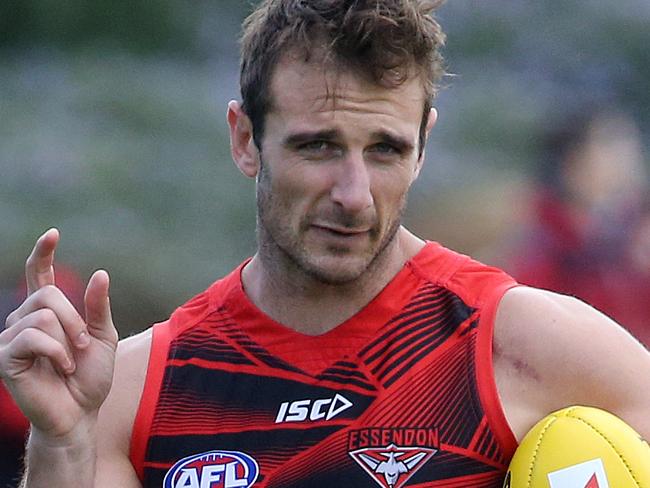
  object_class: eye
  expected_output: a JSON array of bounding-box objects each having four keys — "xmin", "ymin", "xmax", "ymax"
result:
[
  {"xmin": 300, "ymin": 141, "xmax": 331, "ymax": 152},
  {"xmin": 297, "ymin": 140, "xmax": 342, "ymax": 159},
  {"xmin": 367, "ymin": 143, "xmax": 403, "ymax": 163},
  {"xmin": 370, "ymin": 143, "xmax": 400, "ymax": 155}
]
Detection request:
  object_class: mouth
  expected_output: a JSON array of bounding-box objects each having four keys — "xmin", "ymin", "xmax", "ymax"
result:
[{"xmin": 311, "ymin": 224, "xmax": 371, "ymax": 237}]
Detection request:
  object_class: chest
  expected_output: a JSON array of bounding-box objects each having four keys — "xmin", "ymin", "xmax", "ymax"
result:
[{"xmin": 141, "ymin": 291, "xmax": 511, "ymax": 487}]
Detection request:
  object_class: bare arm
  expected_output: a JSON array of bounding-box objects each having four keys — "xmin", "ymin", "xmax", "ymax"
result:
[
  {"xmin": 494, "ymin": 286, "xmax": 650, "ymax": 442},
  {"xmin": 95, "ymin": 330, "xmax": 152, "ymax": 487}
]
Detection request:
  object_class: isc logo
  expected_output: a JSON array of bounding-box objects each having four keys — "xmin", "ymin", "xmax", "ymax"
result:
[
  {"xmin": 163, "ymin": 450, "xmax": 259, "ymax": 488},
  {"xmin": 275, "ymin": 393, "xmax": 353, "ymax": 423}
]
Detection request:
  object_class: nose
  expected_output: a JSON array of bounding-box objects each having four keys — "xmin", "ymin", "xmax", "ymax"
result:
[{"xmin": 330, "ymin": 153, "xmax": 374, "ymax": 213}]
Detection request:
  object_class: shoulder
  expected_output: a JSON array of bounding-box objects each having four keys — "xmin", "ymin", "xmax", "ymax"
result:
[
  {"xmin": 97, "ymin": 329, "xmax": 153, "ymax": 455},
  {"xmin": 494, "ymin": 286, "xmax": 644, "ymax": 364},
  {"xmin": 114, "ymin": 328, "xmax": 154, "ymax": 391},
  {"xmin": 90, "ymin": 328, "xmax": 152, "ymax": 485},
  {"xmin": 494, "ymin": 286, "xmax": 650, "ymax": 441},
  {"xmin": 413, "ymin": 242, "xmax": 517, "ymax": 306}
]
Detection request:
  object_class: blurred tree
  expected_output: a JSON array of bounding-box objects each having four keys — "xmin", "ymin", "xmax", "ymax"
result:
[
  {"xmin": 1, "ymin": 0, "xmax": 197, "ymax": 54},
  {"xmin": 1, "ymin": 0, "xmax": 648, "ymax": 334}
]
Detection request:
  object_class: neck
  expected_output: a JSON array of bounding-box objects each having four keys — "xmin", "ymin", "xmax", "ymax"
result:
[{"xmin": 241, "ymin": 227, "xmax": 425, "ymax": 335}]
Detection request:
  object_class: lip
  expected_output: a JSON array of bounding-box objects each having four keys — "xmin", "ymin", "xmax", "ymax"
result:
[{"xmin": 311, "ymin": 224, "xmax": 371, "ymax": 236}]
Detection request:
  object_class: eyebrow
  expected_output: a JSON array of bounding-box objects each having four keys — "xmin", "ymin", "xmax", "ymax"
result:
[
  {"xmin": 371, "ymin": 130, "xmax": 415, "ymax": 153},
  {"xmin": 283, "ymin": 129, "xmax": 340, "ymax": 147},
  {"xmin": 282, "ymin": 128, "xmax": 415, "ymax": 153}
]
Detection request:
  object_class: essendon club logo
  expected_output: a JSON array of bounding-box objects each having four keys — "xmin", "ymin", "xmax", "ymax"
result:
[{"xmin": 348, "ymin": 428, "xmax": 439, "ymax": 488}]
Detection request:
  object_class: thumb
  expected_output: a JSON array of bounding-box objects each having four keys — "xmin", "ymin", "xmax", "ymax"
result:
[{"xmin": 84, "ymin": 270, "xmax": 118, "ymax": 346}]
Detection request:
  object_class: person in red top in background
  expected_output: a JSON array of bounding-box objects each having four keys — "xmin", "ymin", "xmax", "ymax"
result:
[
  {"xmin": 507, "ymin": 107, "xmax": 650, "ymax": 347},
  {"xmin": 0, "ymin": 382, "xmax": 29, "ymax": 487},
  {"xmin": 0, "ymin": 264, "xmax": 84, "ymax": 488}
]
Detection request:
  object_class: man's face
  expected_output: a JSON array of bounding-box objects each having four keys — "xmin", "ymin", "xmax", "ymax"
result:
[{"xmin": 255, "ymin": 56, "xmax": 429, "ymax": 284}]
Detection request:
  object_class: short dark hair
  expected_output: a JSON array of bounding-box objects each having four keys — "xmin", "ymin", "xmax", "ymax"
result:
[{"xmin": 239, "ymin": 0, "xmax": 447, "ymax": 155}]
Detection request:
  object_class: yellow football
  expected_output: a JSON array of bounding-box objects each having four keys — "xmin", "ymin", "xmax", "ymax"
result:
[{"xmin": 505, "ymin": 406, "xmax": 650, "ymax": 488}]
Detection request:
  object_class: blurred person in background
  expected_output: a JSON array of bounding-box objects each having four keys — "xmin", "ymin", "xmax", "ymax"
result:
[
  {"xmin": 506, "ymin": 107, "xmax": 650, "ymax": 347},
  {"xmin": 0, "ymin": 384, "xmax": 29, "ymax": 488},
  {"xmin": 0, "ymin": 265, "xmax": 84, "ymax": 488}
]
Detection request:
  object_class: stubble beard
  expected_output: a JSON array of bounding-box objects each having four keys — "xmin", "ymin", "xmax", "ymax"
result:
[{"xmin": 255, "ymin": 160, "xmax": 406, "ymax": 286}]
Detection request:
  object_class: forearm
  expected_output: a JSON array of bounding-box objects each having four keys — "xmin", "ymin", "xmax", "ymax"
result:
[{"xmin": 21, "ymin": 420, "xmax": 98, "ymax": 488}]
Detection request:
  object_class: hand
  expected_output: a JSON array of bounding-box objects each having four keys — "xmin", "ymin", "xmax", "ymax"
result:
[{"xmin": 0, "ymin": 229, "xmax": 119, "ymax": 439}]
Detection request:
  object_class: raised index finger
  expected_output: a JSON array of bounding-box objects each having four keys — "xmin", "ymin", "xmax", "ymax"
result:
[{"xmin": 25, "ymin": 228, "xmax": 59, "ymax": 296}]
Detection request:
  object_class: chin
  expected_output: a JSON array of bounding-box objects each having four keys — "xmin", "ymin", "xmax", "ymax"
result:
[
  {"xmin": 303, "ymin": 263, "xmax": 368, "ymax": 285},
  {"xmin": 299, "ymin": 251, "xmax": 377, "ymax": 285},
  {"xmin": 298, "ymin": 227, "xmax": 402, "ymax": 284}
]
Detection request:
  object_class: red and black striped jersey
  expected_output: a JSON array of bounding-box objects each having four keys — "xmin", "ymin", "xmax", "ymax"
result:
[{"xmin": 130, "ymin": 242, "xmax": 519, "ymax": 488}]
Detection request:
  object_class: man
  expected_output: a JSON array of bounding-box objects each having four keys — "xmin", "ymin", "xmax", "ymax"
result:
[{"xmin": 1, "ymin": 1, "xmax": 649, "ymax": 487}]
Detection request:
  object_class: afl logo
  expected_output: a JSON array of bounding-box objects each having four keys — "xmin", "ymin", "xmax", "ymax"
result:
[{"xmin": 163, "ymin": 450, "xmax": 259, "ymax": 488}]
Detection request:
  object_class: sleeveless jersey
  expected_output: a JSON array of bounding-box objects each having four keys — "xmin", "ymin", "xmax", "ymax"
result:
[{"xmin": 130, "ymin": 242, "xmax": 519, "ymax": 487}]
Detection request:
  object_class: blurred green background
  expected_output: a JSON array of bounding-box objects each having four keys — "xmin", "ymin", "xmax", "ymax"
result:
[{"xmin": 1, "ymin": 0, "xmax": 649, "ymax": 336}]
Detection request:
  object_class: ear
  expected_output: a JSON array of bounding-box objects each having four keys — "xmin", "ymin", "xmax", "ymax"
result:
[
  {"xmin": 413, "ymin": 108, "xmax": 438, "ymax": 181},
  {"xmin": 227, "ymin": 100, "xmax": 260, "ymax": 178}
]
